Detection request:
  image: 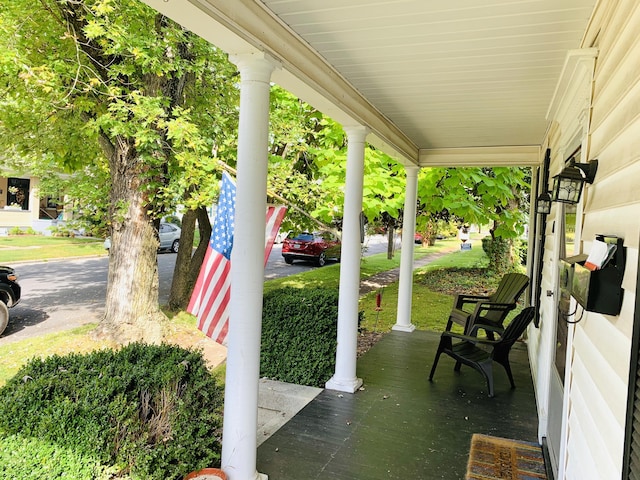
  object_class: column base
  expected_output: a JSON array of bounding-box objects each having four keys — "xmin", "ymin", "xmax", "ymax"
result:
[
  {"xmin": 392, "ymin": 323, "xmax": 416, "ymax": 333},
  {"xmin": 325, "ymin": 375, "xmax": 363, "ymax": 393}
]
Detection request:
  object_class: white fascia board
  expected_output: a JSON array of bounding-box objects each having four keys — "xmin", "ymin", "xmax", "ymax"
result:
[
  {"xmin": 419, "ymin": 146, "xmax": 542, "ymax": 167},
  {"xmin": 140, "ymin": 0, "xmax": 419, "ymax": 165}
]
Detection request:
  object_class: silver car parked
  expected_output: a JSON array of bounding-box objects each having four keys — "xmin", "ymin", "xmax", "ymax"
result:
[
  {"xmin": 158, "ymin": 222, "xmax": 181, "ymax": 253},
  {"xmin": 104, "ymin": 222, "xmax": 181, "ymax": 253}
]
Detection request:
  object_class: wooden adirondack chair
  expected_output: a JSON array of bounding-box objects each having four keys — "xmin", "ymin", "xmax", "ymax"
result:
[
  {"xmin": 429, "ymin": 307, "xmax": 536, "ymax": 397},
  {"xmin": 445, "ymin": 272, "xmax": 529, "ymax": 337}
]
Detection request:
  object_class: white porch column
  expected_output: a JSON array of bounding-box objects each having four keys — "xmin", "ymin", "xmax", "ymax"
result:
[
  {"xmin": 221, "ymin": 52, "xmax": 277, "ymax": 480},
  {"xmin": 393, "ymin": 165, "xmax": 419, "ymax": 332},
  {"xmin": 325, "ymin": 125, "xmax": 368, "ymax": 393}
]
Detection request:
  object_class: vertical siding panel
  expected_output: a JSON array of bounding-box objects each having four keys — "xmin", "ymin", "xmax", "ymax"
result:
[{"xmin": 562, "ymin": 1, "xmax": 640, "ymax": 478}]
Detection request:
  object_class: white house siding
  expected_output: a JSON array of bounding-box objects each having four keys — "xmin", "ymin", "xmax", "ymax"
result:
[{"xmin": 559, "ymin": 1, "xmax": 640, "ymax": 478}]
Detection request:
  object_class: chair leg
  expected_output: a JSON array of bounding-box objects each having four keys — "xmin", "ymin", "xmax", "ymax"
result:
[
  {"xmin": 478, "ymin": 361, "xmax": 494, "ymax": 397},
  {"xmin": 429, "ymin": 351, "xmax": 442, "ymax": 381},
  {"xmin": 499, "ymin": 359, "xmax": 516, "ymax": 389},
  {"xmin": 454, "ymin": 360, "xmax": 462, "ymax": 372}
]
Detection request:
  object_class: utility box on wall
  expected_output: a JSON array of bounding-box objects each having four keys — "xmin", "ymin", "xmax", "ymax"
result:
[{"xmin": 559, "ymin": 236, "xmax": 625, "ymax": 316}]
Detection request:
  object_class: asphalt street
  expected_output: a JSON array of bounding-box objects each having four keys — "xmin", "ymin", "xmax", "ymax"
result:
[{"xmin": 0, "ymin": 235, "xmax": 397, "ymax": 345}]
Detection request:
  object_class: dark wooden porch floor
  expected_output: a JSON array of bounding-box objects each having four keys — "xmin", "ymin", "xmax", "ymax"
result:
[{"xmin": 257, "ymin": 329, "xmax": 539, "ymax": 479}]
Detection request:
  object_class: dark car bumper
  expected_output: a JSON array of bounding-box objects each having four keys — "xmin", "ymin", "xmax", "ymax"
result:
[{"xmin": 282, "ymin": 252, "xmax": 319, "ymax": 261}]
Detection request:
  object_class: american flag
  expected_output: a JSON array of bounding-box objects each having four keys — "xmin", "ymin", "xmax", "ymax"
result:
[
  {"xmin": 187, "ymin": 171, "xmax": 286, "ymax": 344},
  {"xmin": 264, "ymin": 205, "xmax": 287, "ymax": 264}
]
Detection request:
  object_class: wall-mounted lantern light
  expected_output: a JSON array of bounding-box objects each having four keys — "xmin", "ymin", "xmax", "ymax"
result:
[
  {"xmin": 551, "ymin": 159, "xmax": 598, "ymax": 205},
  {"xmin": 536, "ymin": 192, "xmax": 552, "ymax": 214}
]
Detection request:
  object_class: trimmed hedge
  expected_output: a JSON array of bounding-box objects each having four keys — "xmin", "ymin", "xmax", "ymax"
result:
[
  {"xmin": 0, "ymin": 343, "xmax": 224, "ymax": 480},
  {"xmin": 261, "ymin": 287, "xmax": 361, "ymax": 388}
]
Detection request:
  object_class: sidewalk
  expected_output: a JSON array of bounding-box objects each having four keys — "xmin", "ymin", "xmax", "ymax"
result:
[{"xmin": 359, "ymin": 242, "xmax": 461, "ymax": 295}]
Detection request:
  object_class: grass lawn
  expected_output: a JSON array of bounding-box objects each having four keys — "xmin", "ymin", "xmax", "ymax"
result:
[
  {"xmin": 358, "ymin": 243, "xmax": 504, "ymax": 333},
  {"xmin": 263, "ymin": 237, "xmax": 458, "ymax": 293},
  {"xmin": 0, "ymin": 235, "xmax": 503, "ymax": 386},
  {"xmin": 0, "ymin": 235, "xmax": 106, "ymax": 263}
]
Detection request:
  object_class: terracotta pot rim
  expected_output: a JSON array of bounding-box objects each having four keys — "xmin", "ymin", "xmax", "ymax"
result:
[{"xmin": 183, "ymin": 467, "xmax": 227, "ymax": 480}]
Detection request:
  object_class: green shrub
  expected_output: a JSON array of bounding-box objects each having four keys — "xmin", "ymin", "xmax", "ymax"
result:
[
  {"xmin": 481, "ymin": 236, "xmax": 514, "ymax": 274},
  {"xmin": 0, "ymin": 343, "xmax": 224, "ymax": 480},
  {"xmin": 8, "ymin": 226, "xmax": 23, "ymax": 235},
  {"xmin": 48, "ymin": 225, "xmax": 74, "ymax": 237},
  {"xmin": 261, "ymin": 287, "xmax": 362, "ymax": 387},
  {"xmin": 516, "ymin": 238, "xmax": 528, "ymax": 265}
]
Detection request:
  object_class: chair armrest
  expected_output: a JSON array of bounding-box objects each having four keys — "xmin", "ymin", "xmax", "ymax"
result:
[
  {"xmin": 473, "ymin": 301, "xmax": 516, "ymax": 317},
  {"xmin": 468, "ymin": 323, "xmax": 505, "ymax": 338},
  {"xmin": 441, "ymin": 330, "xmax": 500, "ymax": 345},
  {"xmin": 467, "ymin": 302, "xmax": 515, "ymax": 336},
  {"xmin": 453, "ymin": 294, "xmax": 491, "ymax": 309}
]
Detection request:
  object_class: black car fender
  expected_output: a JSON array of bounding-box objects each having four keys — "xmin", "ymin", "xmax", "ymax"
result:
[{"xmin": 0, "ymin": 283, "xmax": 19, "ymax": 307}]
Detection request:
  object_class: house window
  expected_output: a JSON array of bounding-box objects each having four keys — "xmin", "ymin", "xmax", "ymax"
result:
[{"xmin": 7, "ymin": 178, "xmax": 30, "ymax": 210}]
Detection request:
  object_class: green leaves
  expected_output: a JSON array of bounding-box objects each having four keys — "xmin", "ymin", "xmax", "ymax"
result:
[{"xmin": 417, "ymin": 166, "xmax": 530, "ymax": 240}]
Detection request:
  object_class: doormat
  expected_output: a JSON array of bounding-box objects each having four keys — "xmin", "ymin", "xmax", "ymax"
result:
[{"xmin": 466, "ymin": 433, "xmax": 547, "ymax": 479}]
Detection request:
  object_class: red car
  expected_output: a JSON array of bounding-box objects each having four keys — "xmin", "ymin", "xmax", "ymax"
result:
[{"xmin": 282, "ymin": 231, "xmax": 341, "ymax": 267}]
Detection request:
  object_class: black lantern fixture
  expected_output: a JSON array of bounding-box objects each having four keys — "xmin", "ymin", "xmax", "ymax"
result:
[
  {"xmin": 536, "ymin": 192, "xmax": 552, "ymax": 214},
  {"xmin": 551, "ymin": 159, "xmax": 598, "ymax": 204}
]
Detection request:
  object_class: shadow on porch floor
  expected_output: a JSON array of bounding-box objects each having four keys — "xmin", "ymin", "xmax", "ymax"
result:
[{"xmin": 257, "ymin": 329, "xmax": 539, "ymax": 479}]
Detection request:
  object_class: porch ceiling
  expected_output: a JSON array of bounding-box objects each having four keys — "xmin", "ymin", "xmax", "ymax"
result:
[{"xmin": 143, "ymin": 0, "xmax": 597, "ymax": 166}]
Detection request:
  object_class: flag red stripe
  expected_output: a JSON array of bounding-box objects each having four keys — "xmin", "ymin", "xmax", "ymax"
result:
[
  {"xmin": 197, "ymin": 260, "xmax": 229, "ymax": 333},
  {"xmin": 264, "ymin": 206, "xmax": 287, "ymax": 265},
  {"xmin": 187, "ymin": 247, "xmax": 216, "ymax": 314},
  {"xmin": 194, "ymin": 255, "xmax": 230, "ymax": 343}
]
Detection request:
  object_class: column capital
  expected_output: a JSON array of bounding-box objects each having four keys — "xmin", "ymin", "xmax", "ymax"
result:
[
  {"xmin": 343, "ymin": 124, "xmax": 370, "ymax": 141},
  {"xmin": 229, "ymin": 52, "xmax": 280, "ymax": 82},
  {"xmin": 404, "ymin": 164, "xmax": 420, "ymax": 176}
]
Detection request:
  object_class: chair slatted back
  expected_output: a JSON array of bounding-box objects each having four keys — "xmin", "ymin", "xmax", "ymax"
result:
[{"xmin": 490, "ymin": 273, "xmax": 530, "ymax": 304}]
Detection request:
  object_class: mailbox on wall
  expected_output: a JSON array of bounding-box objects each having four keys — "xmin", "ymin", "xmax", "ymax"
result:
[{"xmin": 559, "ymin": 236, "xmax": 625, "ymax": 316}]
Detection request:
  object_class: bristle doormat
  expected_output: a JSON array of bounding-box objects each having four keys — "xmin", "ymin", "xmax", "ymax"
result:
[{"xmin": 466, "ymin": 433, "xmax": 547, "ymax": 479}]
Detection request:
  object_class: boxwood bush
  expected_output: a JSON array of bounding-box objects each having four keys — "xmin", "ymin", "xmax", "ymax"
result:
[
  {"xmin": 0, "ymin": 343, "xmax": 224, "ymax": 480},
  {"xmin": 261, "ymin": 287, "xmax": 362, "ymax": 387}
]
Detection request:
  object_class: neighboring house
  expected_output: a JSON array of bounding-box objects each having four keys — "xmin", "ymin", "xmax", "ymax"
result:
[{"xmin": 0, "ymin": 174, "xmax": 70, "ymax": 234}]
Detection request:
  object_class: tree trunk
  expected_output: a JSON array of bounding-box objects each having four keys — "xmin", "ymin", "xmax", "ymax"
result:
[
  {"xmin": 94, "ymin": 138, "xmax": 166, "ymax": 344},
  {"xmin": 387, "ymin": 226, "xmax": 395, "ymax": 260},
  {"xmin": 168, "ymin": 206, "xmax": 212, "ymax": 310}
]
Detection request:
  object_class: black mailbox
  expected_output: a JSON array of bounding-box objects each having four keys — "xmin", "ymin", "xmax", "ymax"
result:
[{"xmin": 559, "ymin": 236, "xmax": 625, "ymax": 316}]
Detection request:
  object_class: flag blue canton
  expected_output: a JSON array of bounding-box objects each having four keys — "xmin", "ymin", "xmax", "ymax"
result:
[{"xmin": 210, "ymin": 171, "xmax": 236, "ymax": 259}]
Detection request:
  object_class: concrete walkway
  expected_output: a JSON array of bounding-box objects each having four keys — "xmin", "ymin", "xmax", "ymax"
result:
[{"xmin": 359, "ymin": 242, "xmax": 461, "ymax": 295}]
